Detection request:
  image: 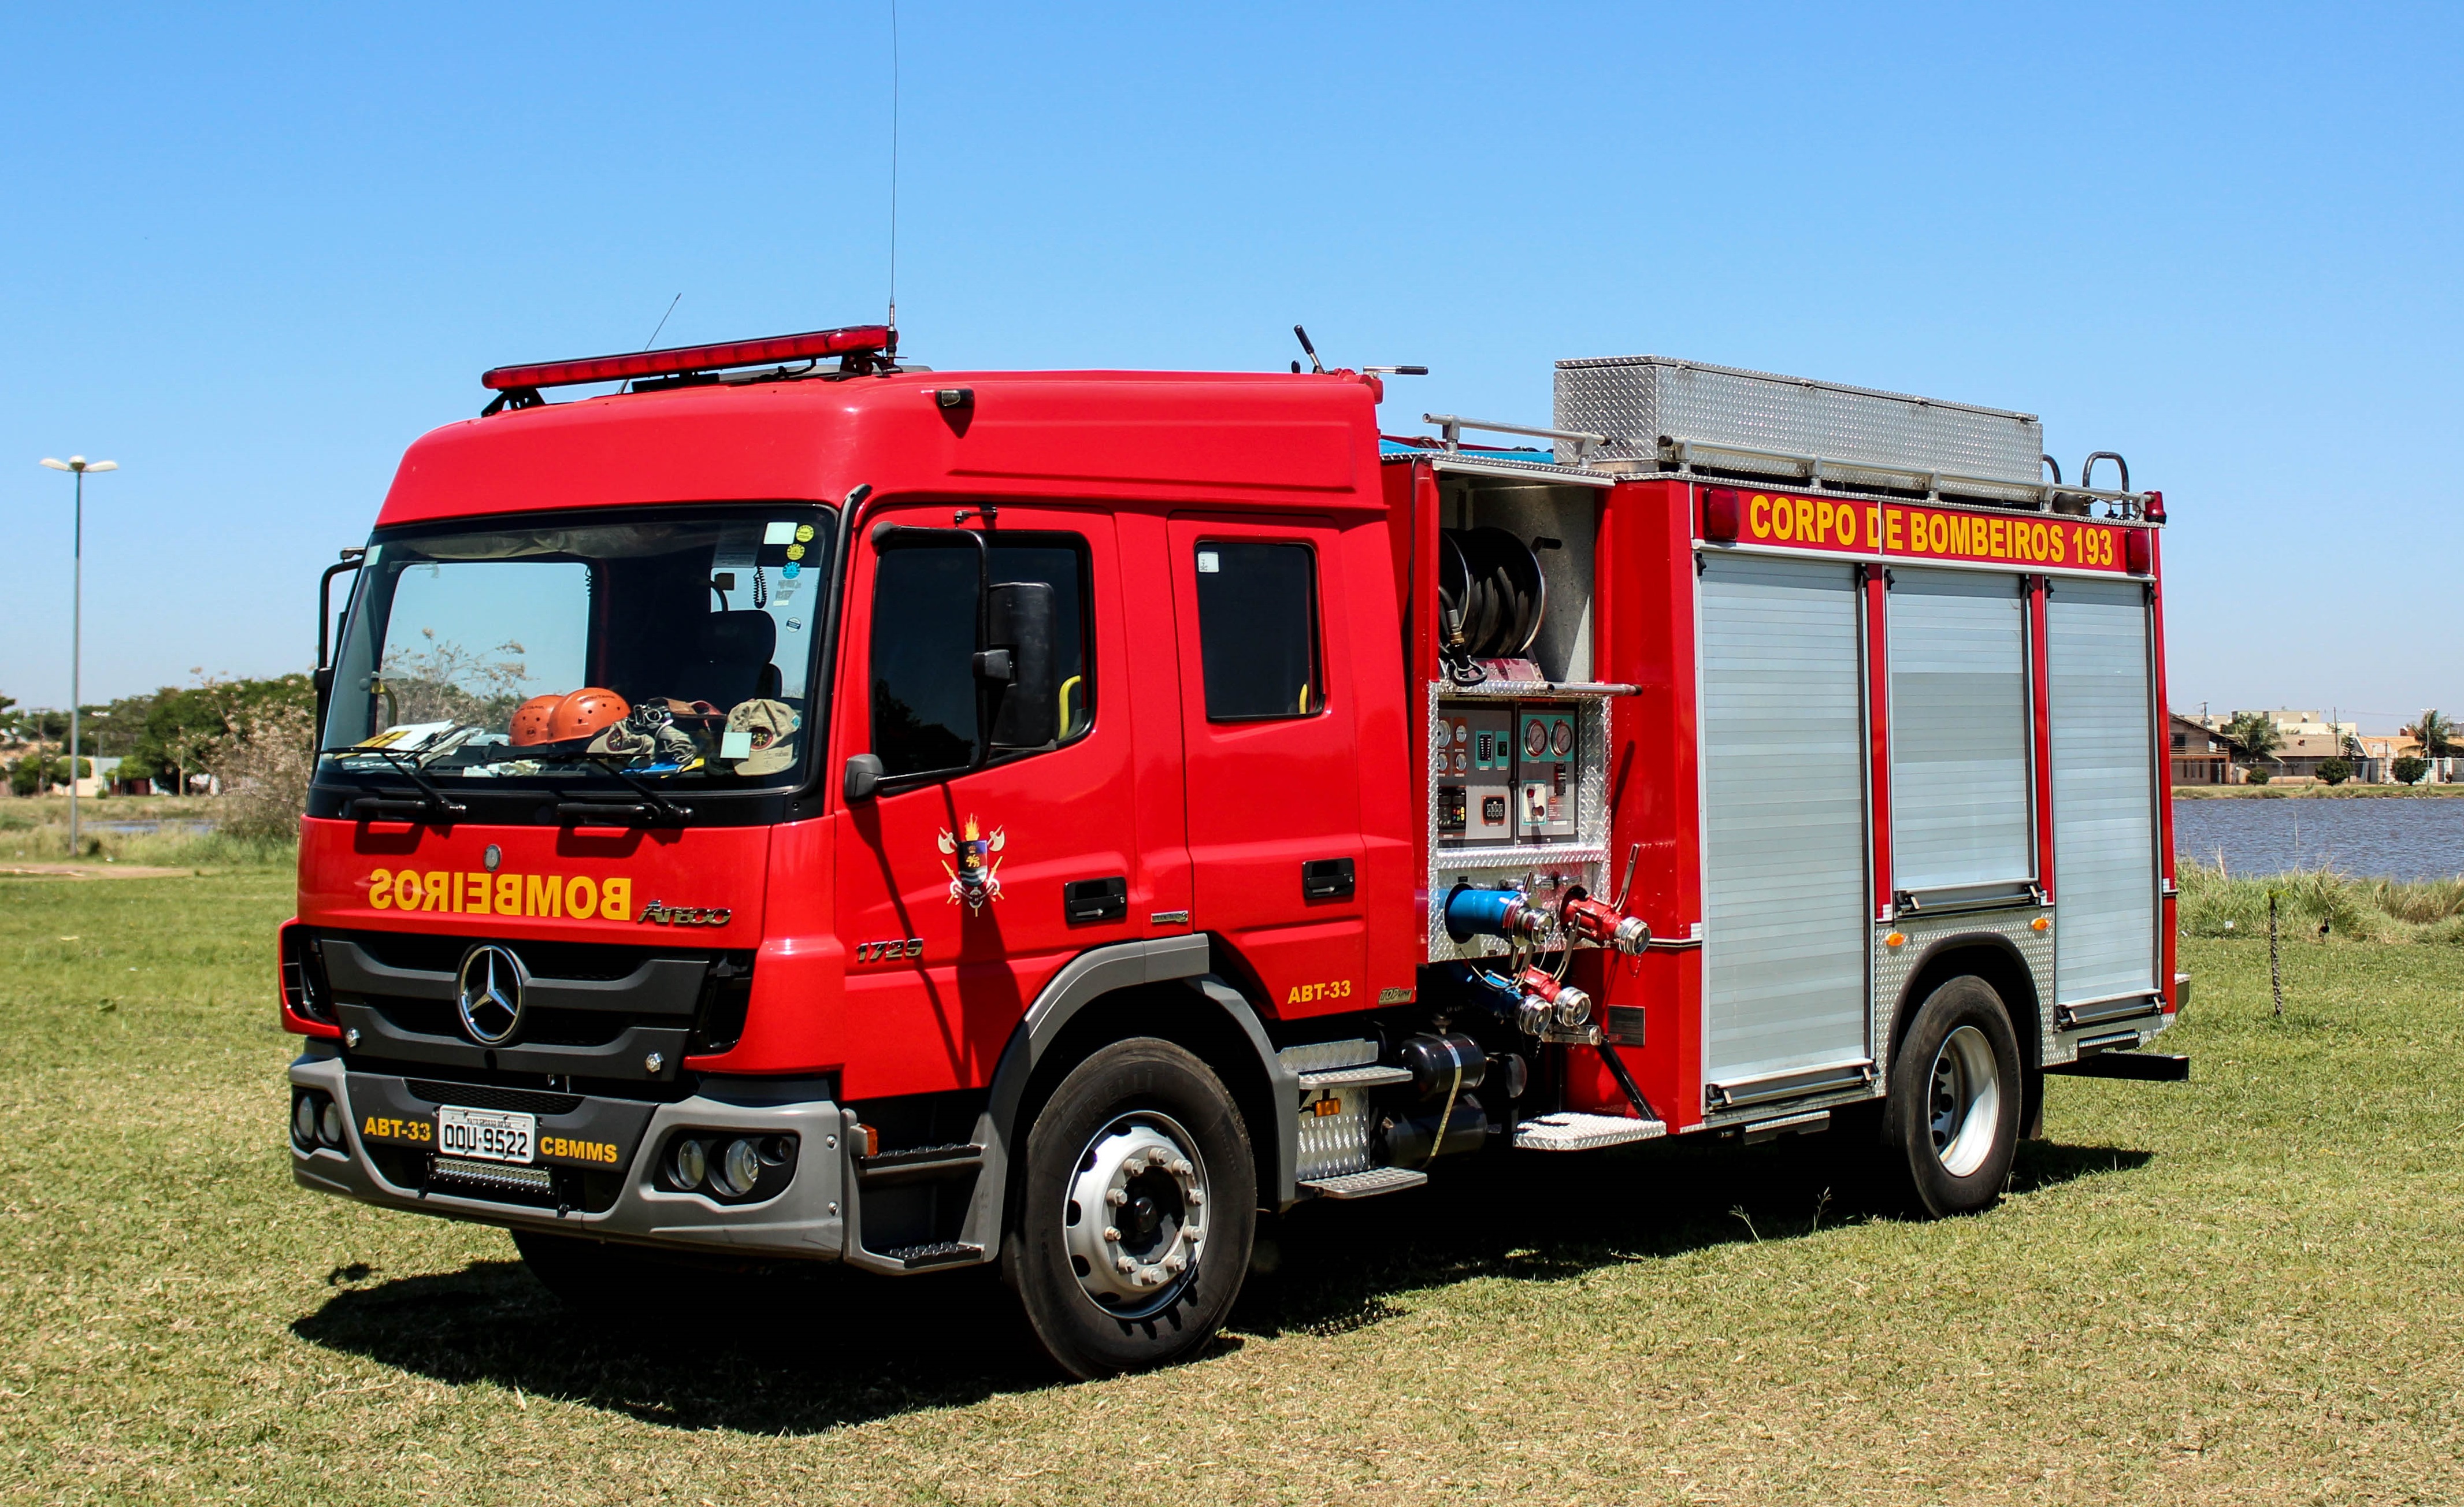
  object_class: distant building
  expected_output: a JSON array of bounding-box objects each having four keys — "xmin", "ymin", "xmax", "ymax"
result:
[{"xmin": 2169, "ymin": 714, "xmax": 2231, "ymax": 785}]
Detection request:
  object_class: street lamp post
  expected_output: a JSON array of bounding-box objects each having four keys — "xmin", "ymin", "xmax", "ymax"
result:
[{"xmin": 38, "ymin": 455, "xmax": 118, "ymax": 859}]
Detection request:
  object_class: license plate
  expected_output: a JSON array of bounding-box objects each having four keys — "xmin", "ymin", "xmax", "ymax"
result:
[{"xmin": 436, "ymin": 1107, "xmax": 536, "ymax": 1164}]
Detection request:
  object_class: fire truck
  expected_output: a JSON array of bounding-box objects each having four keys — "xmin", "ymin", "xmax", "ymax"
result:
[{"xmin": 282, "ymin": 326, "xmax": 2187, "ymax": 1376}]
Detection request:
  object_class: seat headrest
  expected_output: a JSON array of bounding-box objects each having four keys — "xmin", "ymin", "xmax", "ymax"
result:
[{"xmin": 700, "ymin": 611, "xmax": 777, "ymax": 662}]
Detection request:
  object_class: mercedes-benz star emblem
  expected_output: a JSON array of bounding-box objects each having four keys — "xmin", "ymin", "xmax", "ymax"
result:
[{"xmin": 455, "ymin": 945, "xmax": 526, "ymax": 1045}]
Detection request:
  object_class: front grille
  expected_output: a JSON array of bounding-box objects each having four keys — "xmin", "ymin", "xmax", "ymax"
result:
[
  {"xmin": 331, "ymin": 928, "xmax": 714, "ymax": 981},
  {"xmin": 403, "ymin": 1080, "xmax": 584, "ymax": 1116}
]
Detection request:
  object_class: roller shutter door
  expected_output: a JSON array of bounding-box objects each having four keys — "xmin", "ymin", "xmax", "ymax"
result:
[
  {"xmin": 1699, "ymin": 556, "xmax": 1870, "ymax": 1093},
  {"xmin": 2049, "ymin": 578, "xmax": 2158, "ymax": 1004},
  {"xmin": 1888, "ymin": 569, "xmax": 2033, "ymax": 894}
]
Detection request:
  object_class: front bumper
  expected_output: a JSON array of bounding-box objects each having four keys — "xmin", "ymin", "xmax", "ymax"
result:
[{"xmin": 289, "ymin": 1044, "xmax": 845, "ymax": 1260}]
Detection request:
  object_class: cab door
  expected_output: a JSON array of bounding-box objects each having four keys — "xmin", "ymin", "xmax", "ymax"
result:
[
  {"xmin": 1166, "ymin": 514, "xmax": 1366, "ymax": 1016},
  {"xmin": 832, "ymin": 504, "xmax": 1137, "ymax": 1099}
]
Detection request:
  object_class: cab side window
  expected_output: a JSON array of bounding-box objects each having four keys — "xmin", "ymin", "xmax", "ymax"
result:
[
  {"xmin": 869, "ymin": 532, "xmax": 1094, "ymax": 779},
  {"xmin": 1194, "ymin": 541, "xmax": 1321, "ymax": 721}
]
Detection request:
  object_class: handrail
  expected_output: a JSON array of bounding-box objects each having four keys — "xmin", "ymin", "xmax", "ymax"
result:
[
  {"xmin": 1423, "ymin": 413, "xmax": 1612, "ymax": 465},
  {"xmin": 1653, "ymin": 434, "xmax": 2154, "ymax": 516}
]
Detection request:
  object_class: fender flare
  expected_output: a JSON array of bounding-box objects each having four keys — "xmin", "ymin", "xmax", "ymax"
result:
[
  {"xmin": 1883, "ymin": 929, "xmax": 2043, "ymax": 1082},
  {"xmin": 957, "ymin": 936, "xmax": 1300, "ymax": 1254}
]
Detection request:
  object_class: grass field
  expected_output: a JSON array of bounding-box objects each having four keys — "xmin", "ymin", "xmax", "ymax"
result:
[{"xmin": 4, "ymin": 858, "xmax": 2461, "ymax": 1504}]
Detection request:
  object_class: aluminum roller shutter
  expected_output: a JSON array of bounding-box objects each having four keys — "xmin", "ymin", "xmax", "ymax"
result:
[
  {"xmin": 1699, "ymin": 556, "xmax": 1870, "ymax": 1091},
  {"xmin": 1888, "ymin": 569, "xmax": 2033, "ymax": 894},
  {"xmin": 2049, "ymin": 578, "xmax": 2158, "ymax": 1004}
]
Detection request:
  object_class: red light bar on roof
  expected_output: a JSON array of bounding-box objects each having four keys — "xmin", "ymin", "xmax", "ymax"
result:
[{"xmin": 481, "ymin": 325, "xmax": 893, "ymax": 392}]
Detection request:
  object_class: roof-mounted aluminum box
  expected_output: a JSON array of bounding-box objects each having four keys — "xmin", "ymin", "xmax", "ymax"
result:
[{"xmin": 1553, "ymin": 355, "xmax": 2046, "ymax": 503}]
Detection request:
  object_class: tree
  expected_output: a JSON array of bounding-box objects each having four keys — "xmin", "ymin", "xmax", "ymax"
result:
[
  {"xmin": 2223, "ymin": 711, "xmax": 2280, "ymax": 777},
  {"xmin": 2316, "ymin": 756, "xmax": 2352, "ymax": 786},
  {"xmin": 2404, "ymin": 710, "xmax": 2454, "ymax": 759},
  {"xmin": 2394, "ymin": 755, "xmax": 2430, "ymax": 786}
]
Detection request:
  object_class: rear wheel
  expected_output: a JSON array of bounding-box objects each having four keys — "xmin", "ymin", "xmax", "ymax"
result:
[
  {"xmin": 1008, "ymin": 1039, "xmax": 1256, "ymax": 1378},
  {"xmin": 1886, "ymin": 976, "xmax": 2023, "ymax": 1217}
]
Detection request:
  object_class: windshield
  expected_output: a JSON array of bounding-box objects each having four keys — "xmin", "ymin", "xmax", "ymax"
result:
[{"xmin": 319, "ymin": 506, "xmax": 833, "ymax": 788}]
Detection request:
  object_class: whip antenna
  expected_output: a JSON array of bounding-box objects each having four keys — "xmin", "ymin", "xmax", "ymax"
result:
[
  {"xmin": 887, "ymin": 0, "xmax": 900, "ymax": 334},
  {"xmin": 642, "ymin": 292, "xmax": 681, "ymax": 350}
]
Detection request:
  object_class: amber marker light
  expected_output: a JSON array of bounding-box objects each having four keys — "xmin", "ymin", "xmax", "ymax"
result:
[
  {"xmin": 2031, "ymin": 916, "xmax": 2052, "ymax": 931},
  {"xmin": 1884, "ymin": 931, "xmax": 1906, "ymax": 949}
]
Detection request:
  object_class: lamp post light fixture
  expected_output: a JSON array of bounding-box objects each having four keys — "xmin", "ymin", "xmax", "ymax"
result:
[{"xmin": 38, "ymin": 455, "xmax": 118, "ymax": 859}]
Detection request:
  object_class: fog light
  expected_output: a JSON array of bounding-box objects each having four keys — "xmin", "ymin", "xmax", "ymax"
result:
[
  {"xmin": 671, "ymin": 1138, "xmax": 707, "ymax": 1189},
  {"xmin": 714, "ymin": 1137, "xmax": 763, "ymax": 1197},
  {"xmin": 293, "ymin": 1096, "xmax": 319, "ymax": 1146},
  {"xmin": 319, "ymin": 1101, "xmax": 346, "ymax": 1146}
]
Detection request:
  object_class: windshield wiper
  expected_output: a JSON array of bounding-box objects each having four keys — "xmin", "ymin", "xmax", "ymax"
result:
[
  {"xmin": 558, "ymin": 755, "xmax": 693, "ymax": 827},
  {"xmin": 320, "ymin": 745, "xmax": 469, "ymax": 825}
]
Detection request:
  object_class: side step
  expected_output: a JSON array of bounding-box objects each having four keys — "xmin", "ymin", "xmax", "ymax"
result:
[
  {"xmin": 1297, "ymin": 1063, "xmax": 1412, "ymax": 1090},
  {"xmin": 1515, "ymin": 1112, "xmax": 1667, "ymax": 1151},
  {"xmin": 875, "ymin": 1240, "xmax": 985, "ymax": 1270},
  {"xmin": 2047, "ymin": 1051, "xmax": 2190, "ymax": 1082},
  {"xmin": 1298, "ymin": 1167, "xmax": 1429, "ymax": 1200}
]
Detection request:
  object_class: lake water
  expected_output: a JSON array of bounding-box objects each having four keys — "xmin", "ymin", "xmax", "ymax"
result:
[{"xmin": 2171, "ymin": 797, "xmax": 2464, "ymax": 881}]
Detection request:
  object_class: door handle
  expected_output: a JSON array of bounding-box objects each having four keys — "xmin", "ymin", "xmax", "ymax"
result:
[
  {"xmin": 1301, "ymin": 858, "xmax": 1355, "ymax": 901},
  {"xmin": 1064, "ymin": 876, "xmax": 1129, "ymax": 923}
]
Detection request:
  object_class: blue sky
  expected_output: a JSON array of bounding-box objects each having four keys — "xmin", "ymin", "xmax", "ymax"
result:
[{"xmin": 3, "ymin": 3, "xmax": 2458, "ymax": 729}]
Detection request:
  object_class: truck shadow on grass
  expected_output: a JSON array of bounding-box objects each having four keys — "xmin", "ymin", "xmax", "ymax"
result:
[{"xmin": 291, "ymin": 1132, "xmax": 2151, "ymax": 1434}]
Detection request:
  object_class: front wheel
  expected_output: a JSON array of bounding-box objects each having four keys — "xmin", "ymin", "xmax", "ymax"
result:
[
  {"xmin": 1008, "ymin": 1039, "xmax": 1257, "ymax": 1378},
  {"xmin": 1886, "ymin": 976, "xmax": 2023, "ymax": 1217}
]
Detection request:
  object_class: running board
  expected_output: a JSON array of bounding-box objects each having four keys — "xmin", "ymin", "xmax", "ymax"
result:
[
  {"xmin": 875, "ymin": 1240, "xmax": 986, "ymax": 1270},
  {"xmin": 1514, "ymin": 1112, "xmax": 1667, "ymax": 1150},
  {"xmin": 1297, "ymin": 1063, "xmax": 1413, "ymax": 1090},
  {"xmin": 2047, "ymin": 1051, "xmax": 2189, "ymax": 1082},
  {"xmin": 1299, "ymin": 1167, "xmax": 1428, "ymax": 1200}
]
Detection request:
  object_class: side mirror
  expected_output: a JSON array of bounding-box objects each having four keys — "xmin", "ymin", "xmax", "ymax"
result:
[
  {"xmin": 985, "ymin": 581, "xmax": 1058, "ymax": 750},
  {"xmin": 844, "ymin": 752, "xmax": 883, "ymax": 802}
]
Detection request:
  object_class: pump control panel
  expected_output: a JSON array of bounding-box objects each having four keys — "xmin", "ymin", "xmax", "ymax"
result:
[
  {"xmin": 1515, "ymin": 709, "xmax": 1578, "ymax": 840},
  {"xmin": 1433, "ymin": 706, "xmax": 1514, "ymax": 844}
]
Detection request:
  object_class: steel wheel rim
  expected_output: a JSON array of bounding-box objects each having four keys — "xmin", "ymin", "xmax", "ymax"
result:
[
  {"xmin": 1061, "ymin": 1110, "xmax": 1209, "ymax": 1319},
  {"xmin": 1927, "ymin": 1025, "xmax": 2001, "ymax": 1178}
]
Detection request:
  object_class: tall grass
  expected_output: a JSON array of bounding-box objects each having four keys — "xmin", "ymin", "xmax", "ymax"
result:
[
  {"xmin": 2177, "ymin": 856, "xmax": 2464, "ymax": 944},
  {"xmin": 0, "ymin": 796, "xmax": 295, "ymax": 870}
]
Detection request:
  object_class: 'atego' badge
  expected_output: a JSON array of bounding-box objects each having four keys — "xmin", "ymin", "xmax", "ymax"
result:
[{"xmin": 938, "ymin": 816, "xmax": 1007, "ymax": 914}]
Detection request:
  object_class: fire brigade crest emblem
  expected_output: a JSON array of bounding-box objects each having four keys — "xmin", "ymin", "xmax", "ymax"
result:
[{"xmin": 937, "ymin": 816, "xmax": 1007, "ymax": 914}]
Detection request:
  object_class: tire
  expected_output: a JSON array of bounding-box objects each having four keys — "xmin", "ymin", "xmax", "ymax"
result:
[
  {"xmin": 1007, "ymin": 1039, "xmax": 1257, "ymax": 1379},
  {"xmin": 1885, "ymin": 975, "xmax": 2023, "ymax": 1217}
]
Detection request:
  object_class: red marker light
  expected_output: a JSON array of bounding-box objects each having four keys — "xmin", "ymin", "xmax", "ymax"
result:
[
  {"xmin": 2125, "ymin": 528, "xmax": 2154, "ymax": 576},
  {"xmin": 482, "ymin": 325, "xmax": 893, "ymax": 392},
  {"xmin": 1703, "ymin": 487, "xmax": 1742, "ymax": 543}
]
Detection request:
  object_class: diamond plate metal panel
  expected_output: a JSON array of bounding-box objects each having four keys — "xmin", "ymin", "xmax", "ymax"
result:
[
  {"xmin": 1427, "ymin": 690, "xmax": 1614, "ymax": 963},
  {"xmin": 1872, "ymin": 907, "xmax": 2057, "ymax": 1080},
  {"xmin": 1554, "ymin": 356, "xmax": 2044, "ymax": 487}
]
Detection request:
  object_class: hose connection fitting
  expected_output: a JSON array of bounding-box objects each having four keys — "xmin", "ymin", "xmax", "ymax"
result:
[{"xmin": 1557, "ymin": 891, "xmax": 1650, "ymax": 955}]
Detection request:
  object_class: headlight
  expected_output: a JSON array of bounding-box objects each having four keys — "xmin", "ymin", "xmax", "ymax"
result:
[
  {"xmin": 670, "ymin": 1138, "xmax": 707, "ymax": 1189},
  {"xmin": 714, "ymin": 1138, "xmax": 763, "ymax": 1197}
]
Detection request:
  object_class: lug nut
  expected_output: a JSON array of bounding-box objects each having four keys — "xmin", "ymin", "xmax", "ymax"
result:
[
  {"xmin": 1103, "ymin": 1226, "xmax": 1121, "ymax": 1243},
  {"xmin": 1169, "ymin": 1159, "xmax": 1192, "ymax": 1176},
  {"xmin": 1146, "ymin": 1146, "xmax": 1168, "ymax": 1164},
  {"xmin": 1186, "ymin": 1188, "xmax": 1204, "ymax": 1206},
  {"xmin": 1105, "ymin": 1187, "xmax": 1127, "ymax": 1206},
  {"xmin": 1164, "ymin": 1254, "xmax": 1186, "ymax": 1274},
  {"xmin": 1115, "ymin": 1256, "xmax": 1136, "ymax": 1274}
]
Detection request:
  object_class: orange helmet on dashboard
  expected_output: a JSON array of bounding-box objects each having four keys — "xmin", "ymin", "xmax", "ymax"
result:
[
  {"xmin": 508, "ymin": 695, "xmax": 562, "ymax": 747},
  {"xmin": 546, "ymin": 688, "xmax": 629, "ymax": 744}
]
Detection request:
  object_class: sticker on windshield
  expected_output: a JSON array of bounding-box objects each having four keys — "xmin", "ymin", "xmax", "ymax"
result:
[
  {"xmin": 763, "ymin": 521, "xmax": 797, "ymax": 545},
  {"xmin": 795, "ymin": 523, "xmax": 815, "ymax": 543},
  {"xmin": 782, "ymin": 562, "xmax": 800, "ymax": 579}
]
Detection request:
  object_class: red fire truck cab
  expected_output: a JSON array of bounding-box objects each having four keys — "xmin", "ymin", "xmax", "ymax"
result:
[{"xmin": 283, "ymin": 328, "xmax": 2184, "ymax": 1376}]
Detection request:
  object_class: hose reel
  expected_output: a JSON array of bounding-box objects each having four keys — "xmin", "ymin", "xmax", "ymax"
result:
[{"xmin": 1437, "ymin": 528, "xmax": 1548, "ymax": 665}]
